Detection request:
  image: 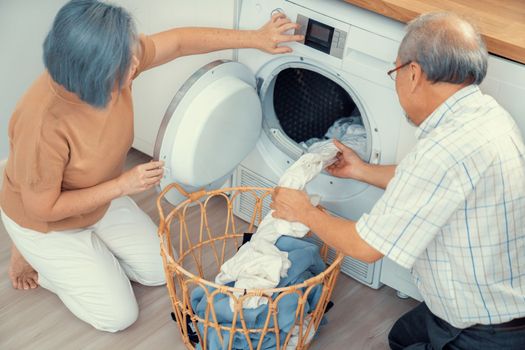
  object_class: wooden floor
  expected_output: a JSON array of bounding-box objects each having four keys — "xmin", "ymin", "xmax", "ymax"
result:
[{"xmin": 0, "ymin": 149, "xmax": 418, "ymax": 350}]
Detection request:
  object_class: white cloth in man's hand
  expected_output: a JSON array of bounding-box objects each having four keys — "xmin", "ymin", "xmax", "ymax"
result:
[{"xmin": 215, "ymin": 139, "xmax": 339, "ymax": 309}]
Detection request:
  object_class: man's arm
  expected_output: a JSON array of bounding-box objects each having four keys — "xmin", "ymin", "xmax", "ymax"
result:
[
  {"xmin": 305, "ymin": 207, "xmax": 384, "ymax": 263},
  {"xmin": 326, "ymin": 140, "xmax": 396, "ymax": 190},
  {"xmin": 149, "ymin": 13, "xmax": 303, "ymax": 68},
  {"xmin": 354, "ymin": 164, "xmax": 396, "ymax": 190},
  {"xmin": 271, "ymin": 187, "xmax": 383, "ymax": 263}
]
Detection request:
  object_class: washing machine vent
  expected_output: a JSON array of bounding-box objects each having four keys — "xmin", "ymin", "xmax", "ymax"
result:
[
  {"xmin": 233, "ymin": 166, "xmax": 274, "ymax": 223},
  {"xmin": 273, "ymin": 68, "xmax": 357, "ymax": 143},
  {"xmin": 233, "ymin": 166, "xmax": 382, "ymax": 289}
]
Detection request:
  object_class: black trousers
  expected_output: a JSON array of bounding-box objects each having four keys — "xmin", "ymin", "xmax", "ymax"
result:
[{"xmin": 389, "ymin": 303, "xmax": 525, "ymax": 350}]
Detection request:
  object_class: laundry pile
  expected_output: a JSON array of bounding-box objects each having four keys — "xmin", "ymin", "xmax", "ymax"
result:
[
  {"xmin": 300, "ymin": 115, "xmax": 368, "ymax": 160},
  {"xmin": 189, "ymin": 137, "xmax": 352, "ymax": 349},
  {"xmin": 191, "ymin": 236, "xmax": 325, "ymax": 350}
]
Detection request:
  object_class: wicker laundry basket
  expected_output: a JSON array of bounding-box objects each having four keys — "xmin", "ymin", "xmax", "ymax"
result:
[{"xmin": 156, "ymin": 183, "xmax": 344, "ymax": 350}]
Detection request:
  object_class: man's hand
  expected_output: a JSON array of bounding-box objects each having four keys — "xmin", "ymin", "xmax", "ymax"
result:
[
  {"xmin": 326, "ymin": 139, "xmax": 366, "ymax": 180},
  {"xmin": 270, "ymin": 187, "xmax": 315, "ymax": 224},
  {"xmin": 255, "ymin": 12, "xmax": 304, "ymax": 54}
]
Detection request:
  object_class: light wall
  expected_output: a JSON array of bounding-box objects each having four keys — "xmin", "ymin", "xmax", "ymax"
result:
[
  {"xmin": 0, "ymin": 0, "xmax": 69, "ymax": 161},
  {"xmin": 0, "ymin": 0, "xmax": 234, "ymax": 160}
]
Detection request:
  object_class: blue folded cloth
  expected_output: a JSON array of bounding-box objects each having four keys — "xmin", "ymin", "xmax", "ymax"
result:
[{"xmin": 190, "ymin": 236, "xmax": 327, "ymax": 350}]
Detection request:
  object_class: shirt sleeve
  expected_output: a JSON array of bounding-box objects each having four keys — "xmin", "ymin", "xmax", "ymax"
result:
[
  {"xmin": 133, "ymin": 34, "xmax": 157, "ymax": 79},
  {"xmin": 356, "ymin": 153, "xmax": 465, "ymax": 269}
]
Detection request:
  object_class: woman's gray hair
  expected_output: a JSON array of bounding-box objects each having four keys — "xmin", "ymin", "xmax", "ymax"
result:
[
  {"xmin": 44, "ymin": 0, "xmax": 137, "ymax": 108},
  {"xmin": 398, "ymin": 12, "xmax": 488, "ymax": 85}
]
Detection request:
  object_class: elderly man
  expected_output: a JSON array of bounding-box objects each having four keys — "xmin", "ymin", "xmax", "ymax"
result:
[{"xmin": 271, "ymin": 12, "xmax": 525, "ymax": 349}]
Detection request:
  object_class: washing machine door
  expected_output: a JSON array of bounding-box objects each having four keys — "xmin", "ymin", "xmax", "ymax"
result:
[{"xmin": 154, "ymin": 60, "xmax": 262, "ymax": 205}]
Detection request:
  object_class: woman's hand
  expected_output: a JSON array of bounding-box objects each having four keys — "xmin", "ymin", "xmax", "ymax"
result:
[
  {"xmin": 270, "ymin": 187, "xmax": 315, "ymax": 224},
  {"xmin": 326, "ymin": 139, "xmax": 367, "ymax": 180},
  {"xmin": 255, "ymin": 12, "xmax": 304, "ymax": 54},
  {"xmin": 117, "ymin": 161, "xmax": 164, "ymax": 196}
]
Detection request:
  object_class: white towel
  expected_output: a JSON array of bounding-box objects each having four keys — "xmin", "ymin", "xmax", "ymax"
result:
[{"xmin": 300, "ymin": 116, "xmax": 368, "ymax": 160}]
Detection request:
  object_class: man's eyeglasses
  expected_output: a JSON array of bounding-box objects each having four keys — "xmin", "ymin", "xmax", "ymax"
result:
[{"xmin": 387, "ymin": 61, "xmax": 411, "ymax": 81}]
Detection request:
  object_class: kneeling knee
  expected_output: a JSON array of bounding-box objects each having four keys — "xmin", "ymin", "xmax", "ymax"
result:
[{"xmin": 93, "ymin": 302, "xmax": 139, "ymax": 333}]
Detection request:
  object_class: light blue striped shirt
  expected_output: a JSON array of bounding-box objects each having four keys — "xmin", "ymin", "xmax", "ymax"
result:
[{"xmin": 357, "ymin": 85, "xmax": 525, "ymax": 328}]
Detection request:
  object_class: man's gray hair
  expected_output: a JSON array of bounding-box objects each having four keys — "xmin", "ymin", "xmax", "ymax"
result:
[{"xmin": 398, "ymin": 12, "xmax": 488, "ymax": 85}]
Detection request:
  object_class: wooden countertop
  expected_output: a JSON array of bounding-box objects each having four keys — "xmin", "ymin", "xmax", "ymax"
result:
[{"xmin": 344, "ymin": 0, "xmax": 525, "ymax": 64}]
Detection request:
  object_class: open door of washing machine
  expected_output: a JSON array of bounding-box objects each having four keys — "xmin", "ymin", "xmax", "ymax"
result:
[{"xmin": 154, "ymin": 60, "xmax": 262, "ymax": 205}]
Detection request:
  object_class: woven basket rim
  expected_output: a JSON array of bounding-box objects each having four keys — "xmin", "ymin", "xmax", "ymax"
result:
[
  {"xmin": 157, "ymin": 183, "xmax": 344, "ymax": 294},
  {"xmin": 161, "ymin": 234, "xmax": 344, "ymax": 294}
]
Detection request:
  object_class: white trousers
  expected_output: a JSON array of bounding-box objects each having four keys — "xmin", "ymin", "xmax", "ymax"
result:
[{"xmin": 1, "ymin": 196, "xmax": 166, "ymax": 332}]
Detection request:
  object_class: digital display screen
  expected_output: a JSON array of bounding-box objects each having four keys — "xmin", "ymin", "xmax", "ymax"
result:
[
  {"xmin": 309, "ymin": 23, "xmax": 331, "ymax": 42},
  {"xmin": 304, "ymin": 19, "xmax": 334, "ymax": 54}
]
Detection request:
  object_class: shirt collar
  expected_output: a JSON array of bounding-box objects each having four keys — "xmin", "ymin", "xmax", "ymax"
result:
[
  {"xmin": 46, "ymin": 71, "xmax": 120, "ymax": 112},
  {"xmin": 415, "ymin": 84, "xmax": 481, "ymax": 139}
]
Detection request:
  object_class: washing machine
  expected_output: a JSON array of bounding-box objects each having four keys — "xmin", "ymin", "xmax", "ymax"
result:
[
  {"xmin": 153, "ymin": 0, "xmax": 525, "ymax": 300},
  {"xmin": 153, "ymin": 0, "xmax": 418, "ymax": 292},
  {"xmin": 233, "ymin": 0, "xmax": 417, "ymax": 290}
]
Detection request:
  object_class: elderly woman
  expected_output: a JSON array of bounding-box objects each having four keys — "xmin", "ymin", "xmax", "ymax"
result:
[{"xmin": 0, "ymin": 0, "xmax": 302, "ymax": 332}]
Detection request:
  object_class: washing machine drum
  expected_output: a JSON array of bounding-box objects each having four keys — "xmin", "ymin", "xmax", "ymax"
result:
[
  {"xmin": 154, "ymin": 60, "xmax": 262, "ymax": 205},
  {"xmin": 274, "ymin": 68, "xmax": 356, "ymax": 143}
]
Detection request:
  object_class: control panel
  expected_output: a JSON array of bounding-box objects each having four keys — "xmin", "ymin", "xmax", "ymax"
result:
[{"xmin": 294, "ymin": 14, "xmax": 347, "ymax": 59}]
